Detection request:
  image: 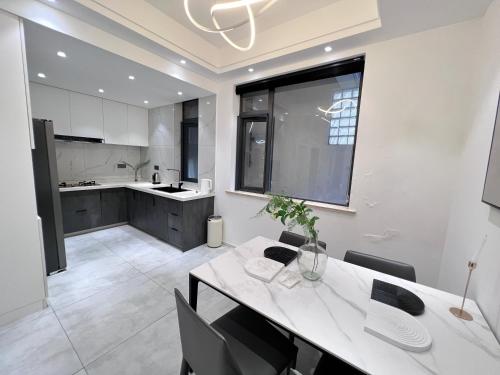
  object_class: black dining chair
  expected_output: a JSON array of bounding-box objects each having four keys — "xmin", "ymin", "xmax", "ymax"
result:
[
  {"xmin": 279, "ymin": 231, "xmax": 327, "ymax": 249},
  {"xmin": 174, "ymin": 288, "xmax": 298, "ymax": 375},
  {"xmin": 343, "ymin": 250, "xmax": 416, "ymax": 282},
  {"xmin": 314, "ymin": 250, "xmax": 417, "ymax": 374}
]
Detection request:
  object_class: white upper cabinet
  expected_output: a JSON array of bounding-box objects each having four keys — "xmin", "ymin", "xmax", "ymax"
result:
[
  {"xmin": 127, "ymin": 105, "xmax": 149, "ymax": 147},
  {"xmin": 29, "ymin": 83, "xmax": 148, "ymax": 145},
  {"xmin": 103, "ymin": 99, "xmax": 128, "ymax": 145},
  {"xmin": 70, "ymin": 92, "xmax": 104, "ymax": 139},
  {"xmin": 29, "ymin": 83, "xmax": 71, "ymax": 135}
]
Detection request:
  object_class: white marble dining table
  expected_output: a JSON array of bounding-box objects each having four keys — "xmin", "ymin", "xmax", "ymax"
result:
[{"xmin": 189, "ymin": 236, "xmax": 500, "ymax": 375}]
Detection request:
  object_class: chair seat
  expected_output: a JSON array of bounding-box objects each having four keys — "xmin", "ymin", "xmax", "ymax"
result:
[
  {"xmin": 314, "ymin": 353, "xmax": 363, "ymax": 375},
  {"xmin": 211, "ymin": 305, "xmax": 298, "ymax": 375}
]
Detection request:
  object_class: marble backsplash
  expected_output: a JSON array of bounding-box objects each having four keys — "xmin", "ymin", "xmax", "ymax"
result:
[{"xmin": 55, "ymin": 141, "xmax": 141, "ymax": 183}]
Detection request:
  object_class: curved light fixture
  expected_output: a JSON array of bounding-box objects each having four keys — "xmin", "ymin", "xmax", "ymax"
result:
[
  {"xmin": 184, "ymin": 0, "xmax": 278, "ymax": 51},
  {"xmin": 318, "ymin": 99, "xmax": 356, "ymax": 115}
]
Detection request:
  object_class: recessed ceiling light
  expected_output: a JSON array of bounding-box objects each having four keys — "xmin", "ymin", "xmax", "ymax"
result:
[
  {"xmin": 98, "ymin": 88, "xmax": 104, "ymax": 93},
  {"xmin": 128, "ymin": 75, "xmax": 135, "ymax": 80},
  {"xmin": 144, "ymin": 100, "xmax": 149, "ymax": 104},
  {"xmin": 206, "ymin": 101, "xmax": 210, "ymax": 105},
  {"xmin": 37, "ymin": 72, "xmax": 46, "ymax": 78},
  {"xmin": 248, "ymin": 67, "xmax": 254, "ymax": 72},
  {"xmin": 177, "ymin": 91, "xmax": 183, "ymax": 96},
  {"xmin": 324, "ymin": 46, "xmax": 332, "ymax": 52},
  {"xmin": 180, "ymin": 59, "xmax": 186, "ymax": 64},
  {"xmin": 57, "ymin": 51, "xmax": 66, "ymax": 58},
  {"xmin": 258, "ymin": 98, "xmax": 263, "ymax": 102}
]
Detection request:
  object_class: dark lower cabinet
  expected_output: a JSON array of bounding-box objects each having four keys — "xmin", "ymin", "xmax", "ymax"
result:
[
  {"xmin": 62, "ymin": 187, "xmax": 214, "ymax": 250},
  {"xmin": 61, "ymin": 190, "xmax": 101, "ymax": 234},
  {"xmin": 101, "ymin": 188, "xmax": 128, "ymax": 226},
  {"xmin": 127, "ymin": 190, "xmax": 214, "ymax": 251}
]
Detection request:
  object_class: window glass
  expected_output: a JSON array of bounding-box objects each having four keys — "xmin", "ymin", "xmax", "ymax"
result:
[
  {"xmin": 183, "ymin": 99, "xmax": 198, "ymax": 120},
  {"xmin": 241, "ymin": 120, "xmax": 267, "ymax": 189},
  {"xmin": 182, "ymin": 123, "xmax": 198, "ymax": 181},
  {"xmin": 270, "ymin": 73, "xmax": 361, "ymax": 205},
  {"xmin": 241, "ymin": 91, "xmax": 269, "ymax": 112}
]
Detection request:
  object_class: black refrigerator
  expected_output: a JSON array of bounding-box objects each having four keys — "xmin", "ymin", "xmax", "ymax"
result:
[{"xmin": 32, "ymin": 119, "xmax": 66, "ymax": 274}]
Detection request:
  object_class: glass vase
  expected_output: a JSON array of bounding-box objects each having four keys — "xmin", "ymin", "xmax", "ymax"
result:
[{"xmin": 297, "ymin": 231, "xmax": 328, "ymax": 281}]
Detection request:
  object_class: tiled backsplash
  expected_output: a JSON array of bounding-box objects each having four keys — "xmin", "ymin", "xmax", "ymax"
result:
[{"xmin": 55, "ymin": 141, "xmax": 141, "ymax": 182}]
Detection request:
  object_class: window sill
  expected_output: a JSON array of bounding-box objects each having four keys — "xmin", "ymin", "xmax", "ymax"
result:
[{"xmin": 225, "ymin": 190, "xmax": 356, "ymax": 214}]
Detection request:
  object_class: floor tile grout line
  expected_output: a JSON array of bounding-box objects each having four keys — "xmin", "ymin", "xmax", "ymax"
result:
[
  {"xmin": 82, "ymin": 306, "xmax": 178, "ymax": 371},
  {"xmin": 50, "ymin": 271, "xmax": 147, "ymax": 314},
  {"xmin": 50, "ymin": 304, "xmax": 86, "ymax": 373},
  {"xmin": 95, "ymin": 230, "xmax": 184, "ymax": 278}
]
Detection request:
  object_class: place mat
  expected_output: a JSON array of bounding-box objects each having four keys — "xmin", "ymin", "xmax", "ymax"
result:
[
  {"xmin": 371, "ymin": 279, "xmax": 425, "ymax": 316},
  {"xmin": 264, "ymin": 246, "xmax": 297, "ymax": 266}
]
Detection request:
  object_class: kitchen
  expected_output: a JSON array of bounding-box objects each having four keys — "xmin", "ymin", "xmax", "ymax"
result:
[{"xmin": 26, "ymin": 20, "xmax": 218, "ymax": 275}]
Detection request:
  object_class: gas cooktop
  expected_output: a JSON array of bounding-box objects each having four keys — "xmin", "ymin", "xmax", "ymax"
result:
[{"xmin": 58, "ymin": 181, "xmax": 100, "ymax": 188}]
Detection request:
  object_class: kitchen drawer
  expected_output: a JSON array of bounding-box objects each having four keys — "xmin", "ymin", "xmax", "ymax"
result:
[
  {"xmin": 61, "ymin": 190, "xmax": 101, "ymax": 233},
  {"xmin": 168, "ymin": 226, "xmax": 183, "ymax": 249},
  {"xmin": 168, "ymin": 212, "xmax": 182, "ymax": 230},
  {"xmin": 167, "ymin": 200, "xmax": 182, "ymax": 217}
]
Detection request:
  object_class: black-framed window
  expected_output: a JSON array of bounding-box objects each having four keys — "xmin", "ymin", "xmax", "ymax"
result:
[
  {"xmin": 235, "ymin": 57, "xmax": 365, "ymax": 206},
  {"xmin": 181, "ymin": 99, "xmax": 198, "ymax": 182}
]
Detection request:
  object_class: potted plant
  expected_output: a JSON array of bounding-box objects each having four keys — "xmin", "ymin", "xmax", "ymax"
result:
[{"xmin": 259, "ymin": 195, "xmax": 327, "ymax": 281}]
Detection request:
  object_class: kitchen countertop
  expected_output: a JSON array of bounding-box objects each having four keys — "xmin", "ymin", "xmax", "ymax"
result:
[{"xmin": 59, "ymin": 181, "xmax": 215, "ymax": 202}]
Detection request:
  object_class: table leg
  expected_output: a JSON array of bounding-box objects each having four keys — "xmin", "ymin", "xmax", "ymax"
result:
[
  {"xmin": 289, "ymin": 333, "xmax": 297, "ymax": 369},
  {"xmin": 189, "ymin": 273, "xmax": 199, "ymax": 311}
]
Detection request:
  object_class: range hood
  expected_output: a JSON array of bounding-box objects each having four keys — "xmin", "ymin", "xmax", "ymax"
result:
[{"xmin": 54, "ymin": 134, "xmax": 104, "ymax": 143}]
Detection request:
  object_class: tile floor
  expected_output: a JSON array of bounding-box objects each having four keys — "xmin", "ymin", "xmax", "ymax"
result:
[{"xmin": 0, "ymin": 225, "xmax": 318, "ymax": 375}]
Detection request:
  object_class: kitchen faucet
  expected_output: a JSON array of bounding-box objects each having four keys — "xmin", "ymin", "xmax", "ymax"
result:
[
  {"xmin": 119, "ymin": 160, "xmax": 150, "ymax": 182},
  {"xmin": 166, "ymin": 168, "xmax": 183, "ymax": 189}
]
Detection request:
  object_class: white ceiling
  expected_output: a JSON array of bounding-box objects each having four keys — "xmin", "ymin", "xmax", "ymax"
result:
[
  {"xmin": 24, "ymin": 20, "xmax": 213, "ymax": 108},
  {"xmin": 145, "ymin": 0, "xmax": 338, "ymax": 48}
]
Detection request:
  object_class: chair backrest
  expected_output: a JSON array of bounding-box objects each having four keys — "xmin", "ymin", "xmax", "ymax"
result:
[
  {"xmin": 174, "ymin": 289, "xmax": 242, "ymax": 375},
  {"xmin": 279, "ymin": 231, "xmax": 327, "ymax": 249},
  {"xmin": 344, "ymin": 250, "xmax": 416, "ymax": 282}
]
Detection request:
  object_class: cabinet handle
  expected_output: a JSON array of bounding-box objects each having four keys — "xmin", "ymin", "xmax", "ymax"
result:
[
  {"xmin": 170, "ymin": 213, "xmax": 178, "ymax": 217},
  {"xmin": 170, "ymin": 227, "xmax": 178, "ymax": 232},
  {"xmin": 76, "ymin": 209, "xmax": 87, "ymax": 214}
]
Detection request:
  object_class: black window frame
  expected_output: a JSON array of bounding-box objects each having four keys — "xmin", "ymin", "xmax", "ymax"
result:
[
  {"xmin": 181, "ymin": 99, "xmax": 199, "ymax": 183},
  {"xmin": 235, "ymin": 56, "xmax": 365, "ymax": 207}
]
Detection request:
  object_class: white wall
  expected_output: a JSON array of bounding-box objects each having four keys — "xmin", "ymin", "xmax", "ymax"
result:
[
  {"xmin": 0, "ymin": 11, "xmax": 46, "ymax": 326},
  {"xmin": 214, "ymin": 18, "xmax": 480, "ymax": 287},
  {"xmin": 438, "ymin": 0, "xmax": 500, "ymax": 340}
]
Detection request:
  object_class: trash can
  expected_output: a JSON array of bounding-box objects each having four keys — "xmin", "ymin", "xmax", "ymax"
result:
[{"xmin": 207, "ymin": 215, "xmax": 223, "ymax": 248}]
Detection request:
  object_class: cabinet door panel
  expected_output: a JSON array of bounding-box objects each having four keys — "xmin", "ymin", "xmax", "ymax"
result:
[
  {"xmin": 103, "ymin": 99, "xmax": 128, "ymax": 145},
  {"xmin": 30, "ymin": 83, "xmax": 71, "ymax": 135},
  {"xmin": 70, "ymin": 92, "xmax": 104, "ymax": 139},
  {"xmin": 101, "ymin": 188, "xmax": 128, "ymax": 226},
  {"xmin": 127, "ymin": 105, "xmax": 148, "ymax": 146}
]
